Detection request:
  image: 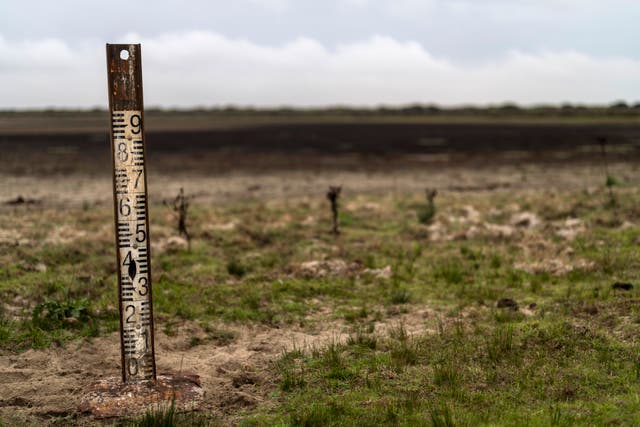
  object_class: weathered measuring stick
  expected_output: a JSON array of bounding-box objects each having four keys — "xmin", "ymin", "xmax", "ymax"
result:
[
  {"xmin": 106, "ymin": 44, "xmax": 156, "ymax": 383},
  {"xmin": 79, "ymin": 44, "xmax": 202, "ymax": 417}
]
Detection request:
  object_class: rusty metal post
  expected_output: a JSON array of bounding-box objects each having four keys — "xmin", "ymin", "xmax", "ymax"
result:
[
  {"xmin": 79, "ymin": 44, "xmax": 203, "ymax": 418},
  {"xmin": 106, "ymin": 44, "xmax": 156, "ymax": 383}
]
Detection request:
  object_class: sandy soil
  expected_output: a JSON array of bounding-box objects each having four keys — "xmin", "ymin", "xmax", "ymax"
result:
[{"xmin": 0, "ymin": 307, "xmax": 433, "ymax": 425}]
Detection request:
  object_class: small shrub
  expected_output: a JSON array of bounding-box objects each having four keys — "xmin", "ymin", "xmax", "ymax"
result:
[
  {"xmin": 343, "ymin": 306, "xmax": 369, "ymax": 323},
  {"xmin": 347, "ymin": 328, "xmax": 377, "ymax": 350},
  {"xmin": 434, "ymin": 260, "xmax": 465, "ymax": 285},
  {"xmin": 164, "ymin": 188, "xmax": 194, "ymax": 249},
  {"xmin": 417, "ymin": 189, "xmax": 437, "ymax": 224},
  {"xmin": 390, "ymin": 341, "xmax": 418, "ymax": 370},
  {"xmin": 605, "ymin": 175, "xmax": 620, "ymax": 187},
  {"xmin": 490, "ymin": 253, "xmax": 502, "ymax": 269},
  {"xmin": 280, "ymin": 366, "xmax": 306, "ymax": 392},
  {"xmin": 203, "ymin": 325, "xmax": 237, "ymax": 345},
  {"xmin": 550, "ymin": 406, "xmax": 574, "ymax": 427},
  {"xmin": 433, "ymin": 363, "xmax": 459, "ymax": 388},
  {"xmin": 429, "ymin": 405, "xmax": 456, "ymax": 427},
  {"xmin": 597, "ymin": 136, "xmax": 617, "ymax": 207},
  {"xmin": 290, "ymin": 401, "xmax": 346, "ymax": 427},
  {"xmin": 277, "ymin": 349, "xmax": 307, "ymax": 392},
  {"xmin": 487, "ymin": 325, "xmax": 515, "ymax": 363},
  {"xmin": 189, "ymin": 337, "xmax": 203, "ymax": 347},
  {"xmin": 226, "ymin": 258, "xmax": 247, "ymax": 277},
  {"xmin": 388, "ymin": 323, "xmax": 409, "ymax": 342},
  {"xmin": 241, "ymin": 292, "xmax": 261, "ymax": 311},
  {"xmin": 390, "ymin": 288, "xmax": 411, "ymax": 305},
  {"xmin": 133, "ymin": 401, "xmax": 178, "ymax": 427},
  {"xmin": 327, "ymin": 186, "xmax": 342, "ymax": 235},
  {"xmin": 32, "ymin": 299, "xmax": 91, "ymax": 330},
  {"xmin": 322, "ymin": 342, "xmax": 354, "ymax": 380}
]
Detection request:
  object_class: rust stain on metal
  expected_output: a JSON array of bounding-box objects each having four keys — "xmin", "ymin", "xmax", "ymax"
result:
[
  {"xmin": 107, "ymin": 44, "xmax": 143, "ymax": 109},
  {"xmin": 79, "ymin": 373, "xmax": 204, "ymax": 418}
]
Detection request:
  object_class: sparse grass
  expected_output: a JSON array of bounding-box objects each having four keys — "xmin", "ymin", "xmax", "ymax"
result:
[
  {"xmin": 3, "ymin": 180, "xmax": 640, "ymax": 424},
  {"xmin": 246, "ymin": 317, "xmax": 640, "ymax": 425},
  {"xmin": 120, "ymin": 401, "xmax": 217, "ymax": 427}
]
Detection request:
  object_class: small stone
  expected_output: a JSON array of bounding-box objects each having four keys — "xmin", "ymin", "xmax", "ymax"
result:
[
  {"xmin": 612, "ymin": 282, "xmax": 634, "ymax": 291},
  {"xmin": 497, "ymin": 298, "xmax": 519, "ymax": 311}
]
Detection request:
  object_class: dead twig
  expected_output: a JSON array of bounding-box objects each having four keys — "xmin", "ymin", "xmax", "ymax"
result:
[
  {"xmin": 417, "ymin": 189, "xmax": 437, "ymax": 224},
  {"xmin": 327, "ymin": 186, "xmax": 342, "ymax": 235},
  {"xmin": 597, "ymin": 136, "xmax": 617, "ymax": 207},
  {"xmin": 164, "ymin": 188, "xmax": 194, "ymax": 250}
]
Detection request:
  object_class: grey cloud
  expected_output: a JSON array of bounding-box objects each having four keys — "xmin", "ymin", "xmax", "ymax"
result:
[
  {"xmin": 1, "ymin": 0, "xmax": 638, "ymax": 61},
  {"xmin": 1, "ymin": 32, "xmax": 638, "ymax": 108}
]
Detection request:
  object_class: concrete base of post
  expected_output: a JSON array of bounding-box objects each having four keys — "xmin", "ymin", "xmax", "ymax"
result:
[{"xmin": 79, "ymin": 372, "xmax": 204, "ymax": 419}]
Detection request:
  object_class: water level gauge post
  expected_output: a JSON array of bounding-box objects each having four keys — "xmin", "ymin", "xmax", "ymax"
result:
[
  {"xmin": 106, "ymin": 44, "xmax": 156, "ymax": 384},
  {"xmin": 78, "ymin": 44, "xmax": 203, "ymax": 418}
]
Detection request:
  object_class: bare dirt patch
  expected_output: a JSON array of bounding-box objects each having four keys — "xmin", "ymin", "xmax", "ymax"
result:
[
  {"xmin": 0, "ymin": 303, "xmax": 441, "ymax": 426},
  {"xmin": 0, "ymin": 322, "xmax": 303, "ymax": 424}
]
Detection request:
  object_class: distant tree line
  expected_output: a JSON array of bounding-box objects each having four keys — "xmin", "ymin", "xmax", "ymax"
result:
[{"xmin": 2, "ymin": 101, "xmax": 640, "ymax": 117}]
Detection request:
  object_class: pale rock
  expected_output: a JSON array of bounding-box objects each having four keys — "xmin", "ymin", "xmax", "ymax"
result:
[
  {"xmin": 363, "ymin": 265, "xmax": 393, "ymax": 280},
  {"xmin": 212, "ymin": 221, "xmax": 238, "ymax": 231},
  {"xmin": 461, "ymin": 205, "xmax": 481, "ymax": 224},
  {"xmin": 510, "ymin": 212, "xmax": 540, "ymax": 228},
  {"xmin": 297, "ymin": 260, "xmax": 358, "ymax": 278},
  {"xmin": 485, "ymin": 223, "xmax": 517, "ymax": 239},
  {"xmin": 620, "ymin": 221, "xmax": 636, "ymax": 230},
  {"xmin": 555, "ymin": 218, "xmax": 585, "ymax": 241}
]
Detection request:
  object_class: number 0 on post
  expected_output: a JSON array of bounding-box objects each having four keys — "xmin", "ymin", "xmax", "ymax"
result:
[{"xmin": 106, "ymin": 44, "xmax": 156, "ymax": 383}]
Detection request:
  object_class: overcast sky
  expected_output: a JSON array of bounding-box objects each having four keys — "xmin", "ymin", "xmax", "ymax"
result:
[{"xmin": 1, "ymin": 0, "xmax": 639, "ymax": 108}]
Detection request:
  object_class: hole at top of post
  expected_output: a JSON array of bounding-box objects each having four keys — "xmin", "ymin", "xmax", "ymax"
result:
[{"xmin": 120, "ymin": 49, "xmax": 130, "ymax": 60}]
